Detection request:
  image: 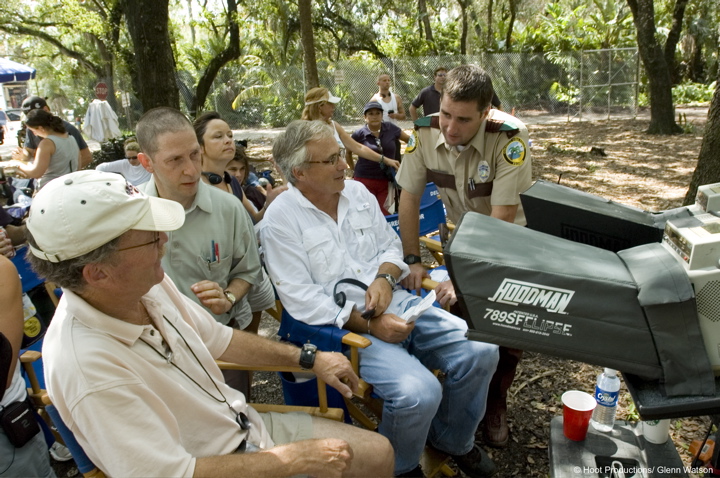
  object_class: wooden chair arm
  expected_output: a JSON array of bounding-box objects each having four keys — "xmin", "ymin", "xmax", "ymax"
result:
[
  {"xmin": 341, "ymin": 332, "xmax": 371, "ymax": 348},
  {"xmin": 419, "ymin": 236, "xmax": 444, "ymax": 253},
  {"xmin": 216, "ymin": 362, "xmax": 309, "ymax": 373},
  {"xmin": 422, "ymin": 278, "xmax": 439, "ymax": 290},
  {"xmin": 20, "ymin": 350, "xmax": 42, "ymax": 363}
]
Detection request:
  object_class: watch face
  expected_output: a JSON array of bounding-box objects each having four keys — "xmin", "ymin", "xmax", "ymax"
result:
[{"xmin": 404, "ymin": 254, "xmax": 421, "ymax": 264}]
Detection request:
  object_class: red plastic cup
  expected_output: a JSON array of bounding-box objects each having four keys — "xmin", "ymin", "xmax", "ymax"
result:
[{"xmin": 561, "ymin": 390, "xmax": 597, "ymax": 441}]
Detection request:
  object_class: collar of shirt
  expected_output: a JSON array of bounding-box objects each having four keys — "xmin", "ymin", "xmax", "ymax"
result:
[
  {"xmin": 360, "ymin": 123, "xmax": 385, "ymax": 139},
  {"xmin": 142, "ymin": 176, "xmax": 213, "ymax": 215},
  {"xmin": 60, "ymin": 284, "xmax": 169, "ymax": 347},
  {"xmin": 435, "ymin": 111, "xmax": 491, "ymax": 154},
  {"xmin": 287, "ymin": 182, "xmax": 350, "ymax": 223}
]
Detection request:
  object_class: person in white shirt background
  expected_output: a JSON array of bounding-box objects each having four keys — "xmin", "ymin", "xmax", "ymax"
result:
[{"xmin": 95, "ymin": 140, "xmax": 151, "ymax": 186}]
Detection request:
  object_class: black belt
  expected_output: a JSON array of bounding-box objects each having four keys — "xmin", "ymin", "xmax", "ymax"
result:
[{"xmin": 426, "ymin": 169, "xmax": 493, "ymax": 198}]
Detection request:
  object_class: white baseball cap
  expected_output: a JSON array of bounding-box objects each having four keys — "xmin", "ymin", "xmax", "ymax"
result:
[
  {"xmin": 27, "ymin": 171, "xmax": 185, "ymax": 263},
  {"xmin": 304, "ymin": 91, "xmax": 341, "ymax": 106}
]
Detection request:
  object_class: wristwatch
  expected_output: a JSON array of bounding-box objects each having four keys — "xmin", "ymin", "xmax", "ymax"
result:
[
  {"xmin": 404, "ymin": 254, "xmax": 422, "ymax": 265},
  {"xmin": 299, "ymin": 343, "xmax": 317, "ymax": 370},
  {"xmin": 375, "ymin": 273, "xmax": 397, "ymax": 289},
  {"xmin": 223, "ymin": 290, "xmax": 236, "ymax": 306}
]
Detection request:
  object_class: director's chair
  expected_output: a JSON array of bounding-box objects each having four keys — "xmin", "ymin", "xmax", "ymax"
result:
[{"xmin": 20, "ymin": 350, "xmax": 345, "ymax": 478}]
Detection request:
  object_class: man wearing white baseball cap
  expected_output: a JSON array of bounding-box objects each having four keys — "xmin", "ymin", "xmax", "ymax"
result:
[{"xmin": 25, "ymin": 170, "xmax": 393, "ymax": 477}]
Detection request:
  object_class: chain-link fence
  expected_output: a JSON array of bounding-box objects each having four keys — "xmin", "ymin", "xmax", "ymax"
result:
[{"xmin": 171, "ymin": 49, "xmax": 638, "ymax": 128}]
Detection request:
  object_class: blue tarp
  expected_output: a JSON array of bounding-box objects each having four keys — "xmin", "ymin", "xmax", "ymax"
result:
[{"xmin": 0, "ymin": 58, "xmax": 36, "ymax": 83}]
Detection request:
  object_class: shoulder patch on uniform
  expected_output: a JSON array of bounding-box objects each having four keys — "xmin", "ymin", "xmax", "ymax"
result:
[
  {"xmin": 414, "ymin": 115, "xmax": 440, "ymax": 130},
  {"xmin": 405, "ymin": 130, "xmax": 418, "ymax": 154},
  {"xmin": 502, "ymin": 137, "xmax": 527, "ymax": 166},
  {"xmin": 486, "ymin": 118, "xmax": 520, "ymax": 138}
]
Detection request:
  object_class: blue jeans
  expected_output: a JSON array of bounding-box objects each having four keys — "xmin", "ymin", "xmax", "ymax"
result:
[{"xmin": 357, "ymin": 291, "xmax": 499, "ymax": 475}]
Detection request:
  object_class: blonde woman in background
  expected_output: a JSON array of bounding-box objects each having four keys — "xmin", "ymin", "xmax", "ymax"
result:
[{"xmin": 301, "ymin": 87, "xmax": 399, "ymax": 172}]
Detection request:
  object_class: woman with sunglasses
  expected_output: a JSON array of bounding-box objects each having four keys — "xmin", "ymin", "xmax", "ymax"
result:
[
  {"xmin": 301, "ymin": 87, "xmax": 399, "ymax": 176},
  {"xmin": 348, "ymin": 101, "xmax": 410, "ymax": 215}
]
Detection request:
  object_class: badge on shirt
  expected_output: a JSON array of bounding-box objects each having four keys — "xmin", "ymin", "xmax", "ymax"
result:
[
  {"xmin": 477, "ymin": 160, "xmax": 490, "ymax": 182},
  {"xmin": 502, "ymin": 138, "xmax": 526, "ymax": 166},
  {"xmin": 405, "ymin": 130, "xmax": 418, "ymax": 154}
]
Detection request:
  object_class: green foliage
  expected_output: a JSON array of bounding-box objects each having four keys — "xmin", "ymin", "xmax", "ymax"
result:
[
  {"xmin": 550, "ymin": 82, "xmax": 580, "ymax": 103},
  {"xmin": 514, "ymin": 0, "xmax": 635, "ymax": 53},
  {"xmin": 672, "ymin": 81, "xmax": 717, "ymax": 105},
  {"xmin": 89, "ymin": 134, "xmax": 137, "ymax": 169}
]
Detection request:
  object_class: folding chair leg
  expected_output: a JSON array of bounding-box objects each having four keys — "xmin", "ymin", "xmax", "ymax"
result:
[
  {"xmin": 421, "ymin": 446, "xmax": 456, "ymax": 477},
  {"xmin": 343, "ymin": 398, "xmax": 378, "ymax": 431}
]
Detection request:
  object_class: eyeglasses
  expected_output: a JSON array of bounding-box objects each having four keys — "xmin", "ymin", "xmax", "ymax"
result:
[
  {"xmin": 118, "ymin": 232, "xmax": 161, "ymax": 252},
  {"xmin": 436, "ymin": 73, "xmax": 447, "ymax": 77},
  {"xmin": 127, "ymin": 156, "xmax": 139, "ymax": 160},
  {"xmin": 307, "ymin": 148, "xmax": 346, "ymax": 166}
]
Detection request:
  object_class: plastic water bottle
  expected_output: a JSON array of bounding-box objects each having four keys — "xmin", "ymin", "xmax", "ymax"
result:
[{"xmin": 590, "ymin": 368, "xmax": 620, "ymax": 432}]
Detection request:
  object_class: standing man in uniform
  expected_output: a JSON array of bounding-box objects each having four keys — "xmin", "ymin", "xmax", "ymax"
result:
[
  {"xmin": 13, "ymin": 96, "xmax": 93, "ymax": 169},
  {"xmin": 396, "ymin": 64, "xmax": 532, "ymax": 449},
  {"xmin": 409, "ymin": 67, "xmax": 447, "ymax": 121},
  {"xmin": 370, "ymin": 73, "xmax": 406, "ymax": 124}
]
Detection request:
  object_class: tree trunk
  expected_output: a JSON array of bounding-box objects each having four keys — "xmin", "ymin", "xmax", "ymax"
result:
[
  {"xmin": 458, "ymin": 1, "xmax": 468, "ymax": 55},
  {"xmin": 190, "ymin": 0, "xmax": 241, "ymax": 117},
  {"xmin": 683, "ymin": 81, "xmax": 720, "ymax": 205},
  {"xmin": 418, "ymin": 0, "xmax": 437, "ymax": 54},
  {"xmin": 689, "ymin": 34, "xmax": 705, "ymax": 82},
  {"xmin": 663, "ymin": 0, "xmax": 689, "ymax": 85},
  {"xmin": 299, "ymin": 0, "xmax": 319, "ymax": 89},
  {"xmin": 505, "ymin": 0, "xmax": 517, "ymax": 51},
  {"xmin": 626, "ymin": 0, "xmax": 682, "ymax": 134},
  {"xmin": 486, "ymin": 0, "xmax": 494, "ymax": 49},
  {"xmin": 122, "ymin": 0, "xmax": 179, "ymax": 111}
]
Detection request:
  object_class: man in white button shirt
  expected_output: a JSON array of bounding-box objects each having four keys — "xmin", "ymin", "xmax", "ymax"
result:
[
  {"xmin": 260, "ymin": 120, "xmax": 499, "ymax": 478},
  {"xmin": 25, "ymin": 170, "xmax": 393, "ymax": 478}
]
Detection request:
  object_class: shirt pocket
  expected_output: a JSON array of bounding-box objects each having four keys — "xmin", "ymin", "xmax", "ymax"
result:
[
  {"xmin": 348, "ymin": 207, "xmax": 378, "ymax": 261},
  {"xmin": 195, "ymin": 254, "xmax": 231, "ymax": 286},
  {"xmin": 302, "ymin": 227, "xmax": 343, "ymax": 284}
]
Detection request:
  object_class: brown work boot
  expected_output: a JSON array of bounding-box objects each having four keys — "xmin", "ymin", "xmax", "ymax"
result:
[{"xmin": 482, "ymin": 410, "xmax": 509, "ymax": 448}]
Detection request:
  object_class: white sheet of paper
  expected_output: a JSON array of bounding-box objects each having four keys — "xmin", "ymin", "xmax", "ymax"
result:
[{"xmin": 401, "ymin": 290, "xmax": 437, "ymax": 323}]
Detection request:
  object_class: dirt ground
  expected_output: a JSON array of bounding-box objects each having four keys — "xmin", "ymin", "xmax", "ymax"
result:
[{"xmin": 50, "ymin": 112, "xmax": 714, "ymax": 477}]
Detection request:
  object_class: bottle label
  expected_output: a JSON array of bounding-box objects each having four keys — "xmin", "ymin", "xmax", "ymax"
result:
[{"xmin": 594, "ymin": 387, "xmax": 619, "ymax": 407}]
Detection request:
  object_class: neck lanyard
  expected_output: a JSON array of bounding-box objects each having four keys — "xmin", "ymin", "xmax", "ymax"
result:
[{"xmin": 138, "ymin": 315, "xmax": 250, "ymax": 431}]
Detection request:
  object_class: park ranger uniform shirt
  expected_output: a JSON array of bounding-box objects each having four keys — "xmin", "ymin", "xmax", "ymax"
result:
[{"xmin": 396, "ymin": 109, "xmax": 532, "ymax": 225}]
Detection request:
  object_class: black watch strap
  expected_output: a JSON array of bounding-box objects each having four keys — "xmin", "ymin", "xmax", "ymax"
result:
[
  {"xmin": 299, "ymin": 343, "xmax": 317, "ymax": 370},
  {"xmin": 404, "ymin": 254, "xmax": 422, "ymax": 265}
]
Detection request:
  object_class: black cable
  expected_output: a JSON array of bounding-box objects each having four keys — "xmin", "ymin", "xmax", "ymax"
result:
[{"xmin": 692, "ymin": 419, "xmax": 714, "ymax": 468}]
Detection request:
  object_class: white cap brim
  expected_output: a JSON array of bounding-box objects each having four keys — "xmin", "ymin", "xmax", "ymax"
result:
[{"xmin": 134, "ymin": 196, "xmax": 186, "ymax": 232}]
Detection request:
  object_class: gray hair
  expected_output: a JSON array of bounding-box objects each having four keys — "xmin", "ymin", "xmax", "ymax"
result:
[
  {"xmin": 273, "ymin": 120, "xmax": 335, "ymax": 185},
  {"xmin": 26, "ymin": 230, "xmax": 121, "ymax": 293},
  {"xmin": 443, "ymin": 65, "xmax": 494, "ymax": 112},
  {"xmin": 137, "ymin": 107, "xmax": 193, "ymax": 157}
]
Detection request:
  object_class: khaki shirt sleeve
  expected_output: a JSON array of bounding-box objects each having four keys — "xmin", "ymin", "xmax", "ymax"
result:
[
  {"xmin": 396, "ymin": 130, "xmax": 429, "ymax": 196},
  {"xmin": 489, "ymin": 126, "xmax": 532, "ymax": 207}
]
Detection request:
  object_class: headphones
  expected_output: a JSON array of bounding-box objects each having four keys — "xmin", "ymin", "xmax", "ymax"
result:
[
  {"xmin": 333, "ymin": 278, "xmax": 368, "ymax": 308},
  {"xmin": 202, "ymin": 171, "xmax": 225, "ymax": 185}
]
